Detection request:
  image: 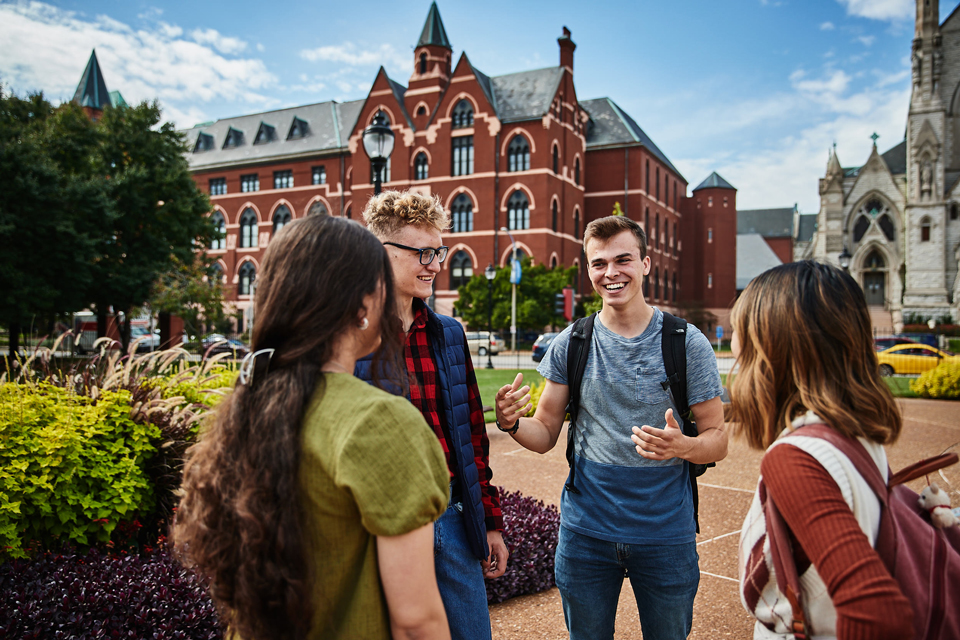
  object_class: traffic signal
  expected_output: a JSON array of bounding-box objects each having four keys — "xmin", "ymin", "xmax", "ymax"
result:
[{"xmin": 554, "ymin": 293, "xmax": 565, "ymax": 316}]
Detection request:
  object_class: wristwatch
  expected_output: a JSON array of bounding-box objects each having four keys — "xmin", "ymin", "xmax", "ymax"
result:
[{"xmin": 496, "ymin": 418, "xmax": 520, "ymax": 435}]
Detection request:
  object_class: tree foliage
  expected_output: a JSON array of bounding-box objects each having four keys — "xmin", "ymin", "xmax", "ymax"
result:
[
  {"xmin": 455, "ymin": 258, "xmax": 577, "ymax": 332},
  {"xmin": 148, "ymin": 255, "xmax": 225, "ymax": 340}
]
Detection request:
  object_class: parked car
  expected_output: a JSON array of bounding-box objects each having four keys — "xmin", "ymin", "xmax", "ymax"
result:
[
  {"xmin": 532, "ymin": 332, "xmax": 561, "ymax": 363},
  {"xmin": 876, "ymin": 343, "xmax": 957, "ymax": 376},
  {"xmin": 464, "ymin": 331, "xmax": 502, "ymax": 356},
  {"xmin": 130, "ymin": 326, "xmax": 161, "ymax": 352},
  {"xmin": 201, "ymin": 334, "xmax": 249, "ymax": 359},
  {"xmin": 873, "ymin": 335, "xmax": 919, "ymax": 351}
]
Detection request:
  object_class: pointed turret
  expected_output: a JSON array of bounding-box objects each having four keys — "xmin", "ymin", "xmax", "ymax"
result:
[
  {"xmin": 72, "ymin": 50, "xmax": 111, "ymax": 119},
  {"xmin": 826, "ymin": 144, "xmax": 842, "ymax": 178},
  {"xmin": 692, "ymin": 172, "xmax": 736, "ymax": 192},
  {"xmin": 409, "ymin": 2, "xmax": 453, "ymax": 116},
  {"xmin": 417, "ymin": 2, "xmax": 451, "ymax": 49}
]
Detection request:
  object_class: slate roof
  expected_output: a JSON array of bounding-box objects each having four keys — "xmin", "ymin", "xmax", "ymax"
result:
[
  {"xmin": 737, "ymin": 233, "xmax": 783, "ymax": 290},
  {"xmin": 417, "ymin": 2, "xmax": 451, "ymax": 49},
  {"xmin": 738, "ymin": 207, "xmax": 795, "ymax": 238},
  {"xmin": 692, "ymin": 172, "xmax": 736, "ymax": 192},
  {"xmin": 470, "ymin": 62, "xmax": 498, "ymax": 114},
  {"xmin": 580, "ymin": 97, "xmax": 683, "ymax": 179},
  {"xmin": 882, "ymin": 140, "xmax": 906, "ymax": 175},
  {"xmin": 180, "ymin": 100, "xmax": 364, "ymax": 170},
  {"xmin": 796, "ymin": 213, "xmax": 817, "ymax": 243},
  {"xmin": 946, "ymin": 171, "xmax": 960, "ymax": 196},
  {"xmin": 489, "ymin": 67, "xmax": 563, "ymax": 123},
  {"xmin": 73, "ymin": 50, "xmax": 111, "ymax": 110}
]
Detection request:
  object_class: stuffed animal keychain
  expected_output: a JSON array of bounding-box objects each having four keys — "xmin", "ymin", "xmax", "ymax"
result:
[{"xmin": 918, "ymin": 482, "xmax": 960, "ymax": 528}]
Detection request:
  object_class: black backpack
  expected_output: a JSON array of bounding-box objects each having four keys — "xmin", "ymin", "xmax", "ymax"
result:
[{"xmin": 564, "ymin": 311, "xmax": 714, "ymax": 532}]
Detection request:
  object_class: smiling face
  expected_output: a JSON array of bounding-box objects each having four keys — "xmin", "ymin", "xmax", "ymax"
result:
[
  {"xmin": 586, "ymin": 230, "xmax": 651, "ymax": 311},
  {"xmin": 383, "ymin": 224, "xmax": 444, "ymax": 302}
]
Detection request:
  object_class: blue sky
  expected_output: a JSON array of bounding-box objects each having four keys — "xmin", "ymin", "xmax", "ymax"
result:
[{"xmin": 2, "ymin": 0, "xmax": 958, "ymax": 212}]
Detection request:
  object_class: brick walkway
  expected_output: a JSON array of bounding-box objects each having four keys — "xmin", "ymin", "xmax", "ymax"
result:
[{"xmin": 486, "ymin": 398, "xmax": 960, "ymax": 639}]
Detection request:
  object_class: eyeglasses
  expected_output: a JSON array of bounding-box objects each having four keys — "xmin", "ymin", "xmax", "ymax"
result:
[{"xmin": 383, "ymin": 242, "xmax": 449, "ymax": 265}]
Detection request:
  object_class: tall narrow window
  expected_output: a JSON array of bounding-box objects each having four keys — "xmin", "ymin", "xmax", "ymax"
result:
[
  {"xmin": 452, "ymin": 136, "xmax": 474, "ymax": 176},
  {"xmin": 240, "ymin": 208, "xmax": 258, "ymax": 248},
  {"xmin": 654, "ymin": 267, "xmax": 660, "ymax": 300},
  {"xmin": 552, "ymin": 200, "xmax": 558, "ymax": 232},
  {"xmin": 415, "ymin": 152, "xmax": 429, "ymax": 180},
  {"xmin": 574, "ymin": 210, "xmax": 580, "ymax": 240},
  {"xmin": 452, "ymin": 100, "xmax": 474, "ymax": 129},
  {"xmin": 665, "ymin": 174, "xmax": 669, "ymax": 207},
  {"xmin": 645, "ymin": 160, "xmax": 650, "ymax": 193},
  {"xmin": 643, "ymin": 269, "xmax": 650, "ymax": 298},
  {"xmin": 552, "ymin": 145, "xmax": 559, "ymax": 174},
  {"xmin": 272, "ymin": 204, "xmax": 291, "ymax": 234},
  {"xmin": 878, "ymin": 214, "xmax": 895, "ymax": 241},
  {"xmin": 312, "ymin": 166, "xmax": 326, "ymax": 185},
  {"xmin": 666, "ymin": 220, "xmax": 671, "ymax": 252},
  {"xmin": 672, "ymin": 271, "xmax": 678, "ymax": 302},
  {"xmin": 451, "ymin": 194, "xmax": 473, "ymax": 233},
  {"xmin": 209, "ymin": 178, "xmax": 227, "ymax": 196},
  {"xmin": 507, "ymin": 135, "xmax": 530, "ymax": 172},
  {"xmin": 853, "ymin": 215, "xmax": 870, "ymax": 243},
  {"xmin": 673, "ymin": 183, "xmax": 678, "ymax": 209},
  {"xmin": 449, "ymin": 250, "xmax": 473, "ymax": 290},
  {"xmin": 654, "ymin": 213, "xmax": 660, "ymax": 251},
  {"xmin": 656, "ymin": 167, "xmax": 660, "ymax": 201},
  {"xmin": 644, "ymin": 208, "xmax": 650, "ymax": 239},
  {"xmin": 673, "ymin": 222, "xmax": 678, "ymax": 256},
  {"xmin": 241, "ymin": 174, "xmax": 259, "ymax": 193},
  {"xmin": 508, "ymin": 190, "xmax": 530, "ymax": 230},
  {"xmin": 211, "ymin": 212, "xmax": 226, "ymax": 250},
  {"xmin": 665, "ymin": 269, "xmax": 670, "ymax": 301},
  {"xmin": 921, "ymin": 218, "xmax": 931, "ymax": 242},
  {"xmin": 575, "ymin": 158, "xmax": 581, "ymax": 185},
  {"xmin": 419, "ymin": 52, "xmax": 427, "ymax": 74},
  {"xmin": 238, "ymin": 262, "xmax": 256, "ymax": 296},
  {"xmin": 274, "ymin": 170, "xmax": 293, "ymax": 190}
]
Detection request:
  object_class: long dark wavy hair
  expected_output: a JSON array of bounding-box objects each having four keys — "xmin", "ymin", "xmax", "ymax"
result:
[{"xmin": 173, "ymin": 215, "xmax": 404, "ymax": 640}]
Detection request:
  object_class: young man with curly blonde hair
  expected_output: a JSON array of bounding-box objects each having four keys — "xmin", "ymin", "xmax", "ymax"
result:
[{"xmin": 357, "ymin": 190, "xmax": 507, "ymax": 640}]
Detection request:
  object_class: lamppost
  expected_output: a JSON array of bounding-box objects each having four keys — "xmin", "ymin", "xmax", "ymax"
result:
[
  {"xmin": 838, "ymin": 245, "xmax": 852, "ymax": 272},
  {"xmin": 500, "ymin": 226, "xmax": 518, "ymax": 360},
  {"xmin": 361, "ymin": 112, "xmax": 394, "ymax": 196},
  {"xmin": 484, "ymin": 264, "xmax": 496, "ymax": 369}
]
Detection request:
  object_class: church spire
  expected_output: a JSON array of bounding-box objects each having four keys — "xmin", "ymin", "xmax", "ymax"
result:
[
  {"xmin": 72, "ymin": 50, "xmax": 111, "ymax": 112},
  {"xmin": 827, "ymin": 143, "xmax": 842, "ymax": 177},
  {"xmin": 417, "ymin": 2, "xmax": 451, "ymax": 50}
]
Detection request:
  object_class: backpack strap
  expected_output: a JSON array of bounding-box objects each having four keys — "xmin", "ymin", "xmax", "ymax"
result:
[
  {"xmin": 659, "ymin": 312, "xmax": 691, "ymax": 424},
  {"xmin": 564, "ymin": 313, "xmax": 596, "ymax": 494},
  {"xmin": 764, "ymin": 491, "xmax": 810, "ymax": 640}
]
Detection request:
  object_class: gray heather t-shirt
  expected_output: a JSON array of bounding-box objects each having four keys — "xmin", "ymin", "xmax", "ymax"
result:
[{"xmin": 537, "ymin": 308, "xmax": 722, "ymax": 544}]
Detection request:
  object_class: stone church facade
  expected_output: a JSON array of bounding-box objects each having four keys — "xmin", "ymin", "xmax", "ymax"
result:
[{"xmin": 810, "ymin": 0, "xmax": 960, "ymax": 326}]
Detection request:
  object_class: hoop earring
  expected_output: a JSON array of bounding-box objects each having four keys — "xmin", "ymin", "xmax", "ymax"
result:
[{"xmin": 359, "ymin": 317, "xmax": 369, "ymax": 331}]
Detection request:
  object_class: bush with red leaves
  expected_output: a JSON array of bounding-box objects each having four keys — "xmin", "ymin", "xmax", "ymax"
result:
[
  {"xmin": 0, "ymin": 547, "xmax": 223, "ymax": 639},
  {"xmin": 485, "ymin": 489, "xmax": 561, "ymax": 604}
]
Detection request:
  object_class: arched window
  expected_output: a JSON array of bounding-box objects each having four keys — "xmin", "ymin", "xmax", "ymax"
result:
[
  {"xmin": 643, "ymin": 268, "xmax": 650, "ymax": 298},
  {"xmin": 921, "ymin": 217, "xmax": 931, "ymax": 242},
  {"xmin": 656, "ymin": 167, "xmax": 661, "ymax": 200},
  {"xmin": 672, "ymin": 271, "xmax": 678, "ymax": 302},
  {"xmin": 508, "ymin": 190, "xmax": 530, "ymax": 230},
  {"xmin": 853, "ymin": 215, "xmax": 870, "ymax": 243},
  {"xmin": 645, "ymin": 160, "xmax": 650, "ymax": 192},
  {"xmin": 878, "ymin": 214, "xmax": 895, "ymax": 242},
  {"xmin": 552, "ymin": 145, "xmax": 559, "ymax": 174},
  {"xmin": 449, "ymin": 250, "xmax": 473, "ymax": 290},
  {"xmin": 552, "ymin": 200, "xmax": 558, "ymax": 232},
  {"xmin": 345, "ymin": 206, "xmax": 352, "ymax": 220},
  {"xmin": 417, "ymin": 105, "xmax": 427, "ymax": 116},
  {"xmin": 308, "ymin": 201, "xmax": 328, "ymax": 216},
  {"xmin": 452, "ymin": 99, "xmax": 474, "ymax": 129},
  {"xmin": 574, "ymin": 210, "xmax": 580, "ymax": 240},
  {"xmin": 654, "ymin": 266, "xmax": 660, "ymax": 300},
  {"xmin": 666, "ymin": 219, "xmax": 671, "ymax": 251},
  {"xmin": 272, "ymin": 204, "xmax": 291, "ymax": 234},
  {"xmin": 644, "ymin": 208, "xmax": 650, "ymax": 242},
  {"xmin": 211, "ymin": 212, "xmax": 226, "ymax": 250},
  {"xmin": 575, "ymin": 157, "xmax": 581, "ymax": 185},
  {"xmin": 665, "ymin": 269, "xmax": 670, "ymax": 301},
  {"xmin": 209, "ymin": 263, "xmax": 223, "ymax": 286},
  {"xmin": 240, "ymin": 208, "xmax": 258, "ymax": 248},
  {"xmin": 415, "ymin": 152, "xmax": 429, "ymax": 180},
  {"xmin": 654, "ymin": 213, "xmax": 660, "ymax": 251},
  {"xmin": 865, "ymin": 250, "xmax": 885, "ymax": 270},
  {"xmin": 507, "ymin": 135, "xmax": 530, "ymax": 172},
  {"xmin": 419, "ymin": 52, "xmax": 427, "ymax": 75},
  {"xmin": 238, "ymin": 262, "xmax": 256, "ymax": 295},
  {"xmin": 451, "ymin": 194, "xmax": 473, "ymax": 233},
  {"xmin": 673, "ymin": 222, "xmax": 678, "ymax": 256},
  {"xmin": 551, "ymin": 255, "xmax": 558, "ymax": 268}
]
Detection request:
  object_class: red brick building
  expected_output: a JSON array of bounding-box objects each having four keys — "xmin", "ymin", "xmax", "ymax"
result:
[{"xmin": 180, "ymin": 4, "xmax": 729, "ymax": 330}]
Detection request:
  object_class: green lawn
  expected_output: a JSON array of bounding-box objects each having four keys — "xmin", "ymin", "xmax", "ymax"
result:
[{"xmin": 474, "ymin": 368, "xmax": 543, "ymax": 422}]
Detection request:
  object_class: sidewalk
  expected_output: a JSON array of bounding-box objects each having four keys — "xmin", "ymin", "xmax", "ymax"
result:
[{"xmin": 486, "ymin": 398, "xmax": 960, "ymax": 639}]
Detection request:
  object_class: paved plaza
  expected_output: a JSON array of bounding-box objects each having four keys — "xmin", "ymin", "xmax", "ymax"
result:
[{"xmin": 485, "ymin": 398, "xmax": 960, "ymax": 639}]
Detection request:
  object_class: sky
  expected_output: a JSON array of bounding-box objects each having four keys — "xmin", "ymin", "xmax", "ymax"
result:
[{"xmin": 3, "ymin": 0, "xmax": 959, "ymax": 213}]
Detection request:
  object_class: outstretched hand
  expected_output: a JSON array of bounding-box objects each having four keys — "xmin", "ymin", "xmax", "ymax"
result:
[
  {"xmin": 495, "ymin": 372, "xmax": 531, "ymax": 428},
  {"xmin": 631, "ymin": 408, "xmax": 692, "ymax": 460}
]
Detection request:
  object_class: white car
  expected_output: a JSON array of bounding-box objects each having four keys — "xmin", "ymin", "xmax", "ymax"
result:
[{"xmin": 464, "ymin": 331, "xmax": 503, "ymax": 356}]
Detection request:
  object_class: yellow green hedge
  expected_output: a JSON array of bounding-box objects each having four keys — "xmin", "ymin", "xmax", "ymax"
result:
[{"xmin": 910, "ymin": 361, "xmax": 960, "ymax": 399}]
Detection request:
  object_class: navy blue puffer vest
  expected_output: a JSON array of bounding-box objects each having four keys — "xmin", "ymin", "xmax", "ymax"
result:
[{"xmin": 355, "ymin": 306, "xmax": 489, "ymax": 560}]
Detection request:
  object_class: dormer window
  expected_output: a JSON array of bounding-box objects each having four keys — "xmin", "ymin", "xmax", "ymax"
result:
[
  {"xmin": 288, "ymin": 117, "xmax": 309, "ymax": 140},
  {"xmin": 452, "ymin": 100, "xmax": 474, "ymax": 129},
  {"xmin": 223, "ymin": 127, "xmax": 244, "ymax": 149},
  {"xmin": 254, "ymin": 122, "xmax": 277, "ymax": 145},
  {"xmin": 194, "ymin": 132, "xmax": 214, "ymax": 153}
]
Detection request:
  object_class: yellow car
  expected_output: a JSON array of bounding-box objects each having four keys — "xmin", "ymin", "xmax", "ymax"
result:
[{"xmin": 876, "ymin": 343, "xmax": 957, "ymax": 376}]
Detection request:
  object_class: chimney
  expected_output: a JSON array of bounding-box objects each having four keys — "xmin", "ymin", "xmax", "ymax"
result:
[{"xmin": 558, "ymin": 27, "xmax": 576, "ymax": 72}]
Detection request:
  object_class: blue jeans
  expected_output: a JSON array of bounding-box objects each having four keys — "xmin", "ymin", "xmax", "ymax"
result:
[
  {"xmin": 554, "ymin": 525, "xmax": 700, "ymax": 640},
  {"xmin": 435, "ymin": 500, "xmax": 492, "ymax": 640}
]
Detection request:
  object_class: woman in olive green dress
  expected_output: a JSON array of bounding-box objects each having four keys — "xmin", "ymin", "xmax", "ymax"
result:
[{"xmin": 174, "ymin": 215, "xmax": 451, "ymax": 640}]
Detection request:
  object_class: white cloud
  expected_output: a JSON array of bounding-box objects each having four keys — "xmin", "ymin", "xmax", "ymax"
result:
[
  {"xmin": 0, "ymin": 1, "xmax": 278, "ymax": 128},
  {"xmin": 836, "ymin": 0, "xmax": 912, "ymax": 21},
  {"xmin": 300, "ymin": 42, "xmax": 408, "ymax": 72},
  {"xmin": 820, "ymin": 21, "xmax": 836, "ymax": 30},
  {"xmin": 256, "ymin": 43, "xmax": 265, "ymax": 52},
  {"xmin": 858, "ymin": 35, "xmax": 876, "ymax": 46},
  {"xmin": 190, "ymin": 28, "xmax": 248, "ymax": 55}
]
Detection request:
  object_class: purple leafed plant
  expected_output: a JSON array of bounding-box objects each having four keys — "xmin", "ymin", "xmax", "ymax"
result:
[
  {"xmin": 485, "ymin": 489, "xmax": 561, "ymax": 604},
  {"xmin": 0, "ymin": 547, "xmax": 223, "ymax": 639}
]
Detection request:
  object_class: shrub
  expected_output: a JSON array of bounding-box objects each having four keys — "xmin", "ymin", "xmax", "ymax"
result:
[
  {"xmin": 0, "ymin": 546, "xmax": 223, "ymax": 639},
  {"xmin": 485, "ymin": 489, "xmax": 561, "ymax": 603},
  {"xmin": 525, "ymin": 378, "xmax": 546, "ymax": 417},
  {"xmin": 0, "ymin": 384, "xmax": 159, "ymax": 559},
  {"xmin": 911, "ymin": 361, "xmax": 960, "ymax": 399}
]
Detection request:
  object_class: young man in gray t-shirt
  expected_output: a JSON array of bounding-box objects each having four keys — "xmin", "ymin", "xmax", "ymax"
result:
[{"xmin": 494, "ymin": 215, "xmax": 726, "ymax": 640}]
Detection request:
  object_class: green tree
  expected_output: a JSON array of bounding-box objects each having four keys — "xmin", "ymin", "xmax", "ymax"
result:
[
  {"xmin": 0, "ymin": 89, "xmax": 110, "ymax": 357},
  {"xmin": 148, "ymin": 255, "xmax": 226, "ymax": 342},
  {"xmin": 89, "ymin": 101, "xmax": 215, "ymax": 351},
  {"xmin": 455, "ymin": 258, "xmax": 578, "ymax": 334}
]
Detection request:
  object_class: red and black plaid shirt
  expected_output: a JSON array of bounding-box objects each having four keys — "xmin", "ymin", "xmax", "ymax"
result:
[{"xmin": 406, "ymin": 301, "xmax": 503, "ymax": 532}]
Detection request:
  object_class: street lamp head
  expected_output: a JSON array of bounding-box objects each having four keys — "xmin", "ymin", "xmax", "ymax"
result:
[
  {"xmin": 838, "ymin": 245, "xmax": 852, "ymax": 271},
  {"xmin": 485, "ymin": 264, "xmax": 496, "ymax": 280},
  {"xmin": 499, "ymin": 226, "xmax": 508, "ymax": 232},
  {"xmin": 361, "ymin": 112, "xmax": 395, "ymax": 162}
]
